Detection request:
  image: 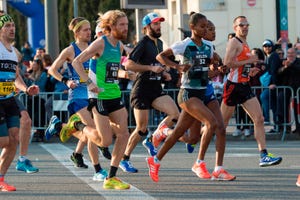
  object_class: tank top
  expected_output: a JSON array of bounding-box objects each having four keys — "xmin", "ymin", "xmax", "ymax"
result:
[
  {"xmin": 227, "ymin": 37, "xmax": 251, "ymax": 83},
  {"xmin": 0, "ymin": 42, "xmax": 18, "ymax": 99},
  {"xmin": 89, "ymin": 36, "xmax": 121, "ymax": 100},
  {"xmin": 67, "ymin": 42, "xmax": 89, "ymax": 101},
  {"xmin": 171, "ymin": 37, "xmax": 213, "ymax": 89}
]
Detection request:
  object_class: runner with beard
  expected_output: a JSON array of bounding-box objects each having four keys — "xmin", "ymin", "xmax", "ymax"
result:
[
  {"xmin": 119, "ymin": 13, "xmax": 180, "ymax": 173},
  {"xmin": 72, "ymin": 10, "xmax": 130, "ymax": 190}
]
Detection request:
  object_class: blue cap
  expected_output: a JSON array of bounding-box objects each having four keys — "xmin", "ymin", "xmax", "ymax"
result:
[{"xmin": 142, "ymin": 12, "xmax": 165, "ymax": 27}]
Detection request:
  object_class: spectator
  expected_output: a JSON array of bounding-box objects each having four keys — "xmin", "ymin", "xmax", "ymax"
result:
[
  {"xmin": 20, "ymin": 41, "xmax": 34, "ymax": 67},
  {"xmin": 276, "ymin": 47, "xmax": 300, "ymax": 134},
  {"xmin": 260, "ymin": 39, "xmax": 281, "ymax": 131},
  {"xmin": 26, "ymin": 59, "xmax": 48, "ymax": 141}
]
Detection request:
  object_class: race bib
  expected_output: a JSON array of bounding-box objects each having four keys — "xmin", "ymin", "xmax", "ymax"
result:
[
  {"xmin": 0, "ymin": 82, "xmax": 15, "ymax": 96},
  {"xmin": 105, "ymin": 62, "xmax": 120, "ymax": 83},
  {"xmin": 80, "ymin": 69, "xmax": 89, "ymax": 83}
]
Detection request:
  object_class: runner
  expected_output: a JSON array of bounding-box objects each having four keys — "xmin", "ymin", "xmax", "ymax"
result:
[
  {"xmin": 120, "ymin": 12, "xmax": 180, "ymax": 173},
  {"xmin": 220, "ymin": 16, "xmax": 282, "ymax": 167},
  {"xmin": 46, "ymin": 17, "xmax": 109, "ymax": 181},
  {"xmin": 146, "ymin": 13, "xmax": 217, "ymax": 182},
  {"xmin": 0, "ymin": 13, "xmax": 39, "ymax": 191},
  {"xmin": 72, "ymin": 10, "xmax": 131, "ymax": 190}
]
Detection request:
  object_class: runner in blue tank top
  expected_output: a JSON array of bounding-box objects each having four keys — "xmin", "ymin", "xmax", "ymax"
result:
[{"xmin": 47, "ymin": 17, "xmax": 110, "ymax": 182}]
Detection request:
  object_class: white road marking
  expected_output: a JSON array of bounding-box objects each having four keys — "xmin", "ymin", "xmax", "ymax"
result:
[{"xmin": 40, "ymin": 143, "xmax": 156, "ymax": 200}]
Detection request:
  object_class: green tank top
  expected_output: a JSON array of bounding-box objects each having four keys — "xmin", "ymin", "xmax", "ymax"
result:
[{"xmin": 95, "ymin": 36, "xmax": 121, "ymax": 100}]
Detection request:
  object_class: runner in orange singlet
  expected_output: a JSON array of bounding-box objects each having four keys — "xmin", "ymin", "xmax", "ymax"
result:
[{"xmin": 221, "ymin": 16, "xmax": 282, "ymax": 167}]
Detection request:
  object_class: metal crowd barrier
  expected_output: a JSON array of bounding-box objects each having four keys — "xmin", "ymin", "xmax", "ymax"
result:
[{"xmin": 17, "ymin": 86, "xmax": 296, "ymax": 141}]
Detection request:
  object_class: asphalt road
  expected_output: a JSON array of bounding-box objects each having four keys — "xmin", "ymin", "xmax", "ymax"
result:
[{"xmin": 1, "ymin": 137, "xmax": 300, "ymax": 200}]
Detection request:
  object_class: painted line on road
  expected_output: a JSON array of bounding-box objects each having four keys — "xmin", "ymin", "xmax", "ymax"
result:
[{"xmin": 40, "ymin": 143, "xmax": 156, "ymax": 200}]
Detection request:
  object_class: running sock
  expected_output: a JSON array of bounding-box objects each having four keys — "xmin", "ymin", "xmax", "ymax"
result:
[
  {"xmin": 19, "ymin": 155, "xmax": 27, "ymax": 162},
  {"xmin": 94, "ymin": 163, "xmax": 102, "ymax": 173},
  {"xmin": 74, "ymin": 121, "xmax": 86, "ymax": 131},
  {"xmin": 260, "ymin": 149, "xmax": 268, "ymax": 158},
  {"xmin": 122, "ymin": 155, "xmax": 130, "ymax": 161},
  {"xmin": 214, "ymin": 166, "xmax": 223, "ymax": 172},
  {"xmin": 196, "ymin": 159, "xmax": 204, "ymax": 164},
  {"xmin": 108, "ymin": 166, "xmax": 118, "ymax": 178},
  {"xmin": 154, "ymin": 156, "xmax": 160, "ymax": 163}
]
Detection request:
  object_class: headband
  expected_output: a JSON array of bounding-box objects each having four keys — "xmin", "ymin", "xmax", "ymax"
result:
[
  {"xmin": 73, "ymin": 20, "xmax": 89, "ymax": 32},
  {"xmin": 0, "ymin": 14, "xmax": 13, "ymax": 29}
]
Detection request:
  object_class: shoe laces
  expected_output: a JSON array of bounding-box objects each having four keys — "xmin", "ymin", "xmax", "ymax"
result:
[
  {"xmin": 24, "ymin": 159, "xmax": 33, "ymax": 167},
  {"xmin": 126, "ymin": 160, "xmax": 135, "ymax": 168}
]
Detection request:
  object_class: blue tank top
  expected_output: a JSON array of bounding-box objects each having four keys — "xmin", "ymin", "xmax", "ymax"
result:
[{"xmin": 67, "ymin": 42, "xmax": 89, "ymax": 101}]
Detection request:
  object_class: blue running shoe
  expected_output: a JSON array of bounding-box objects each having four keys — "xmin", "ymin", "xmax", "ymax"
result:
[
  {"xmin": 16, "ymin": 159, "xmax": 39, "ymax": 173},
  {"xmin": 119, "ymin": 160, "xmax": 138, "ymax": 173},
  {"xmin": 142, "ymin": 138, "xmax": 157, "ymax": 156},
  {"xmin": 45, "ymin": 115, "xmax": 62, "ymax": 141},
  {"xmin": 93, "ymin": 169, "xmax": 108, "ymax": 181},
  {"xmin": 186, "ymin": 143, "xmax": 196, "ymax": 153},
  {"xmin": 259, "ymin": 153, "xmax": 282, "ymax": 167}
]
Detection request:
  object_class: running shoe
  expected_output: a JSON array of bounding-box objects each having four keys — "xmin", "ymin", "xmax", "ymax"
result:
[
  {"xmin": 211, "ymin": 169, "xmax": 236, "ymax": 181},
  {"xmin": 103, "ymin": 177, "xmax": 130, "ymax": 190},
  {"xmin": 259, "ymin": 153, "xmax": 282, "ymax": 167},
  {"xmin": 142, "ymin": 137, "xmax": 157, "ymax": 156},
  {"xmin": 232, "ymin": 128, "xmax": 242, "ymax": 137},
  {"xmin": 244, "ymin": 129, "xmax": 251, "ymax": 137},
  {"xmin": 186, "ymin": 143, "xmax": 196, "ymax": 153},
  {"xmin": 45, "ymin": 115, "xmax": 62, "ymax": 141},
  {"xmin": 0, "ymin": 177, "xmax": 16, "ymax": 191},
  {"xmin": 70, "ymin": 153, "xmax": 88, "ymax": 168},
  {"xmin": 152, "ymin": 123, "xmax": 168, "ymax": 148},
  {"xmin": 119, "ymin": 160, "xmax": 138, "ymax": 173},
  {"xmin": 93, "ymin": 169, "xmax": 108, "ymax": 181},
  {"xmin": 146, "ymin": 156, "xmax": 160, "ymax": 182},
  {"xmin": 16, "ymin": 159, "xmax": 39, "ymax": 173},
  {"xmin": 191, "ymin": 162, "xmax": 211, "ymax": 179},
  {"xmin": 296, "ymin": 175, "xmax": 300, "ymax": 187},
  {"xmin": 60, "ymin": 114, "xmax": 81, "ymax": 143},
  {"xmin": 98, "ymin": 146, "xmax": 112, "ymax": 160}
]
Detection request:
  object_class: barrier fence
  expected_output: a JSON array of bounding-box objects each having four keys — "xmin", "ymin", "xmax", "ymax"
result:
[{"xmin": 17, "ymin": 86, "xmax": 298, "ymax": 141}]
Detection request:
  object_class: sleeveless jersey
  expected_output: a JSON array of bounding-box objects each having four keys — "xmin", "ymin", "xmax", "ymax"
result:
[
  {"xmin": 0, "ymin": 42, "xmax": 18, "ymax": 99},
  {"xmin": 67, "ymin": 42, "xmax": 89, "ymax": 101},
  {"xmin": 227, "ymin": 38, "xmax": 251, "ymax": 83},
  {"xmin": 89, "ymin": 36, "xmax": 121, "ymax": 100},
  {"xmin": 171, "ymin": 37, "xmax": 213, "ymax": 89}
]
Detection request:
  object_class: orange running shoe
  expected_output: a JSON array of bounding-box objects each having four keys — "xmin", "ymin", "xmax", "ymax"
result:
[
  {"xmin": 191, "ymin": 162, "xmax": 211, "ymax": 179},
  {"xmin": 296, "ymin": 174, "xmax": 300, "ymax": 187},
  {"xmin": 0, "ymin": 177, "xmax": 16, "ymax": 191},
  {"xmin": 211, "ymin": 168, "xmax": 236, "ymax": 181},
  {"xmin": 152, "ymin": 123, "xmax": 168, "ymax": 148},
  {"xmin": 146, "ymin": 156, "xmax": 160, "ymax": 182}
]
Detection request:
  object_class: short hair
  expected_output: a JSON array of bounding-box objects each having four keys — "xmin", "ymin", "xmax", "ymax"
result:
[
  {"xmin": 233, "ymin": 16, "xmax": 246, "ymax": 24},
  {"xmin": 189, "ymin": 12, "xmax": 206, "ymax": 26}
]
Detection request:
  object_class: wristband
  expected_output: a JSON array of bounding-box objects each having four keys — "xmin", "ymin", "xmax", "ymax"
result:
[
  {"xmin": 86, "ymin": 78, "xmax": 93, "ymax": 85},
  {"xmin": 61, "ymin": 77, "xmax": 68, "ymax": 85}
]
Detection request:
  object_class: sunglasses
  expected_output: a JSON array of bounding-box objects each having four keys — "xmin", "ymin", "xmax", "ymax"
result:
[{"xmin": 237, "ymin": 23, "xmax": 250, "ymax": 28}]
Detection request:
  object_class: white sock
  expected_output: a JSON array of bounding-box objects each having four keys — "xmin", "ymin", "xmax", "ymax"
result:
[
  {"xmin": 214, "ymin": 166, "xmax": 223, "ymax": 172},
  {"xmin": 19, "ymin": 156, "xmax": 27, "ymax": 162}
]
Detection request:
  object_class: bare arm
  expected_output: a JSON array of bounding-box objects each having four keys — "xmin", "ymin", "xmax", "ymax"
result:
[
  {"xmin": 72, "ymin": 39, "xmax": 104, "ymax": 82},
  {"xmin": 157, "ymin": 48, "xmax": 188, "ymax": 73},
  {"xmin": 48, "ymin": 46, "xmax": 74, "ymax": 82}
]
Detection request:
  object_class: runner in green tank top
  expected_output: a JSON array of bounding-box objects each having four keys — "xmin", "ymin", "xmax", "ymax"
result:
[{"xmin": 72, "ymin": 10, "xmax": 131, "ymax": 190}]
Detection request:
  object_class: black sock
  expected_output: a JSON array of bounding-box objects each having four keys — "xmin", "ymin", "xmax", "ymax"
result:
[
  {"xmin": 74, "ymin": 121, "xmax": 86, "ymax": 131},
  {"xmin": 123, "ymin": 155, "xmax": 130, "ymax": 161},
  {"xmin": 260, "ymin": 149, "xmax": 268, "ymax": 158},
  {"xmin": 94, "ymin": 163, "xmax": 102, "ymax": 173},
  {"xmin": 108, "ymin": 166, "xmax": 118, "ymax": 178}
]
